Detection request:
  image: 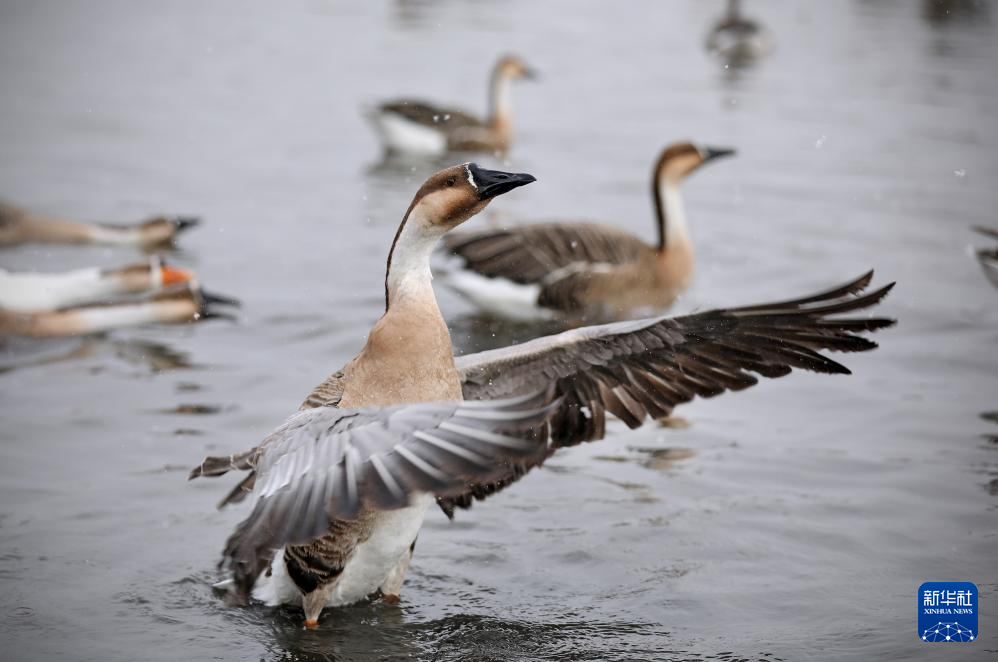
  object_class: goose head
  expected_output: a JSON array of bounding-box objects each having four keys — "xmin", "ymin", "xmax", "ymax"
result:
[
  {"xmin": 654, "ymin": 141, "xmax": 735, "ymax": 183},
  {"xmin": 108, "ymin": 256, "xmax": 195, "ymax": 292},
  {"xmin": 495, "ymin": 55, "xmax": 537, "ymax": 81},
  {"xmin": 134, "ymin": 216, "xmax": 201, "ymax": 246},
  {"xmin": 403, "ymin": 163, "xmax": 536, "ymax": 234}
]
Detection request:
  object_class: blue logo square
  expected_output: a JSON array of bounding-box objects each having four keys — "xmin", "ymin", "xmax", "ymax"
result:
[{"xmin": 918, "ymin": 582, "xmax": 978, "ymax": 642}]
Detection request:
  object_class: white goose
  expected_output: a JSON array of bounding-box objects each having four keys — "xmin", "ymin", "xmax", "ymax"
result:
[
  {"xmin": 0, "ymin": 282, "xmax": 238, "ymax": 338},
  {"xmin": 190, "ymin": 163, "xmax": 894, "ymax": 628},
  {"xmin": 0, "ymin": 256, "xmax": 193, "ymax": 312}
]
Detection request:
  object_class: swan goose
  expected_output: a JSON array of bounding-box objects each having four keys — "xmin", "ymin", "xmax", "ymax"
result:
[
  {"xmin": 190, "ymin": 163, "xmax": 894, "ymax": 628},
  {"xmin": 439, "ymin": 141, "xmax": 734, "ymax": 321},
  {"xmin": 367, "ymin": 55, "xmax": 536, "ymax": 156}
]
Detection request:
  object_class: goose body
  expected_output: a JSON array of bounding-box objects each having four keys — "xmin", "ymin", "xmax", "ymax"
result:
[
  {"xmin": 0, "ymin": 282, "xmax": 237, "ymax": 337},
  {"xmin": 439, "ymin": 141, "xmax": 733, "ymax": 321},
  {"xmin": 0, "ymin": 201, "xmax": 198, "ymax": 247},
  {"xmin": 368, "ymin": 56, "xmax": 535, "ymax": 155},
  {"xmin": 191, "ymin": 164, "xmax": 894, "ymax": 628},
  {"xmin": 0, "ymin": 257, "xmax": 192, "ymax": 312}
]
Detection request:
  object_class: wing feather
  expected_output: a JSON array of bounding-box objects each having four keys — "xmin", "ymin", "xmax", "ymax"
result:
[
  {"xmin": 439, "ymin": 273, "xmax": 895, "ymax": 516},
  {"xmin": 190, "ymin": 389, "xmax": 559, "ymax": 597}
]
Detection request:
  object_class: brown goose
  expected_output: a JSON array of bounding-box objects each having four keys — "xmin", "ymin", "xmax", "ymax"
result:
[
  {"xmin": 367, "ymin": 55, "xmax": 536, "ymax": 155},
  {"xmin": 0, "ymin": 256, "xmax": 193, "ymax": 312},
  {"xmin": 190, "ymin": 164, "xmax": 894, "ymax": 628},
  {"xmin": 0, "ymin": 281, "xmax": 238, "ymax": 337},
  {"xmin": 439, "ymin": 141, "xmax": 733, "ymax": 321},
  {"xmin": 0, "ymin": 200, "xmax": 198, "ymax": 248}
]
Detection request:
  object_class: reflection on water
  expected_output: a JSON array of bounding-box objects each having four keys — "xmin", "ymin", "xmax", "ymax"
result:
[
  {"xmin": 922, "ymin": 0, "xmax": 991, "ymax": 26},
  {"xmin": 705, "ymin": 0, "xmax": 774, "ymax": 72},
  {"xmin": 0, "ymin": 336, "xmax": 196, "ymax": 373}
]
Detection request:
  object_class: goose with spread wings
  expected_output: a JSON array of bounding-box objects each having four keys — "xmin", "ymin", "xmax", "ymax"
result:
[{"xmin": 190, "ymin": 163, "xmax": 894, "ymax": 628}]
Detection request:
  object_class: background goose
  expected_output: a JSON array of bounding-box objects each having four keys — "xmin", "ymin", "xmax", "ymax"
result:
[
  {"xmin": 439, "ymin": 141, "xmax": 734, "ymax": 321},
  {"xmin": 0, "ymin": 256, "xmax": 193, "ymax": 312},
  {"xmin": 706, "ymin": 0, "xmax": 773, "ymax": 67},
  {"xmin": 190, "ymin": 163, "xmax": 893, "ymax": 628},
  {"xmin": 367, "ymin": 55, "xmax": 536, "ymax": 156},
  {"xmin": 973, "ymin": 226, "xmax": 998, "ymax": 289},
  {"xmin": 0, "ymin": 200, "xmax": 199, "ymax": 247},
  {"xmin": 0, "ymin": 281, "xmax": 238, "ymax": 337}
]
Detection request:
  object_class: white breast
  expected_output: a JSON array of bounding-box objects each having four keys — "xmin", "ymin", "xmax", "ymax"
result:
[
  {"xmin": 251, "ymin": 494, "xmax": 434, "ymax": 608},
  {"xmin": 370, "ymin": 111, "xmax": 448, "ymax": 155}
]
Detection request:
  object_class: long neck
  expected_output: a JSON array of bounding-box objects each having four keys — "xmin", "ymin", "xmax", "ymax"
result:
[
  {"xmin": 23, "ymin": 213, "xmax": 144, "ymax": 245},
  {"xmin": 653, "ymin": 173, "xmax": 689, "ymax": 252},
  {"xmin": 2, "ymin": 300, "xmax": 191, "ymax": 337},
  {"xmin": 23, "ymin": 214, "xmax": 99, "ymax": 244},
  {"xmin": 487, "ymin": 69, "xmax": 513, "ymax": 133},
  {"xmin": 384, "ymin": 204, "xmax": 445, "ymax": 312},
  {"xmin": 346, "ymin": 204, "xmax": 459, "ymax": 407}
]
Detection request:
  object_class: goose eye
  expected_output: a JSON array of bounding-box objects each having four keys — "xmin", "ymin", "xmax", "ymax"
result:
[{"xmin": 445, "ymin": 177, "xmax": 456, "ymax": 187}]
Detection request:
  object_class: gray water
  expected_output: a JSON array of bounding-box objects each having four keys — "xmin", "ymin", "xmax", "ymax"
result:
[{"xmin": 1, "ymin": 1, "xmax": 997, "ymax": 660}]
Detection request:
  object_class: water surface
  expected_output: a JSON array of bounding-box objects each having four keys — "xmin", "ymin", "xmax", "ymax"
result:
[{"xmin": 1, "ymin": 1, "xmax": 997, "ymax": 660}]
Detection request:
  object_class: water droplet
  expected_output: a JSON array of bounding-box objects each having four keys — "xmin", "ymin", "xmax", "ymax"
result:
[
  {"xmin": 814, "ymin": 135, "xmax": 827, "ymax": 149},
  {"xmin": 954, "ymin": 169, "xmax": 966, "ymax": 178}
]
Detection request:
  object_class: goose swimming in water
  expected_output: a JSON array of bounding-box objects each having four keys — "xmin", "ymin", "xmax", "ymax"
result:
[
  {"xmin": 0, "ymin": 256, "xmax": 193, "ymax": 312},
  {"xmin": 367, "ymin": 55, "xmax": 536, "ymax": 156},
  {"xmin": 190, "ymin": 163, "xmax": 894, "ymax": 628},
  {"xmin": 439, "ymin": 141, "xmax": 734, "ymax": 321},
  {"xmin": 0, "ymin": 282, "xmax": 238, "ymax": 337},
  {"xmin": 0, "ymin": 200, "xmax": 198, "ymax": 248}
]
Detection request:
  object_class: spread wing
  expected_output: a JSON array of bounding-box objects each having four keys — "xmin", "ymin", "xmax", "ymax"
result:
[
  {"xmin": 379, "ymin": 100, "xmax": 485, "ymax": 130},
  {"xmin": 442, "ymin": 272, "xmax": 895, "ymax": 514},
  {"xmin": 189, "ymin": 390, "xmax": 557, "ymax": 596},
  {"xmin": 443, "ymin": 222, "xmax": 649, "ymax": 287}
]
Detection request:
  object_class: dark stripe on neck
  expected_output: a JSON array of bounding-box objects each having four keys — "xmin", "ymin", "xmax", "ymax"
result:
[
  {"xmin": 384, "ymin": 197, "xmax": 420, "ymax": 311},
  {"xmin": 652, "ymin": 152, "xmax": 671, "ymax": 251}
]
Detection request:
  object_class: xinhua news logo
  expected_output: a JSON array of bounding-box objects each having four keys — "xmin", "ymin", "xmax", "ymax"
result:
[{"xmin": 918, "ymin": 582, "xmax": 978, "ymax": 643}]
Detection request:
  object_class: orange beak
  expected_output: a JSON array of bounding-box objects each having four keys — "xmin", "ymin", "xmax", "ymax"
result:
[
  {"xmin": 304, "ymin": 619, "xmax": 319, "ymax": 630},
  {"xmin": 161, "ymin": 265, "xmax": 193, "ymax": 286}
]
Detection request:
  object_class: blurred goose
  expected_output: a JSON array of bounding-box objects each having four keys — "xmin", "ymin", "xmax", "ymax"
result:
[
  {"xmin": 0, "ymin": 282, "xmax": 238, "ymax": 337},
  {"xmin": 0, "ymin": 200, "xmax": 198, "ymax": 247},
  {"xmin": 190, "ymin": 163, "xmax": 894, "ymax": 627},
  {"xmin": 973, "ymin": 226, "xmax": 998, "ymax": 289},
  {"xmin": 439, "ymin": 141, "xmax": 734, "ymax": 321},
  {"xmin": 0, "ymin": 256, "xmax": 193, "ymax": 312},
  {"xmin": 706, "ymin": 0, "xmax": 773, "ymax": 65},
  {"xmin": 367, "ymin": 55, "xmax": 536, "ymax": 155}
]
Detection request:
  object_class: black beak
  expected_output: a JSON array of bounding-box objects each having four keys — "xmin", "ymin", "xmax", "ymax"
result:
[
  {"xmin": 467, "ymin": 163, "xmax": 537, "ymax": 200},
  {"xmin": 172, "ymin": 217, "xmax": 201, "ymax": 233},
  {"xmin": 703, "ymin": 146, "xmax": 736, "ymax": 161},
  {"xmin": 522, "ymin": 66, "xmax": 539, "ymax": 81},
  {"xmin": 198, "ymin": 288, "xmax": 240, "ymax": 322},
  {"xmin": 200, "ymin": 289, "xmax": 241, "ymax": 308}
]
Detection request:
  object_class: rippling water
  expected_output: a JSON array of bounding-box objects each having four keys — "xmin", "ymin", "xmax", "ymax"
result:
[{"xmin": 1, "ymin": 1, "xmax": 996, "ymax": 660}]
